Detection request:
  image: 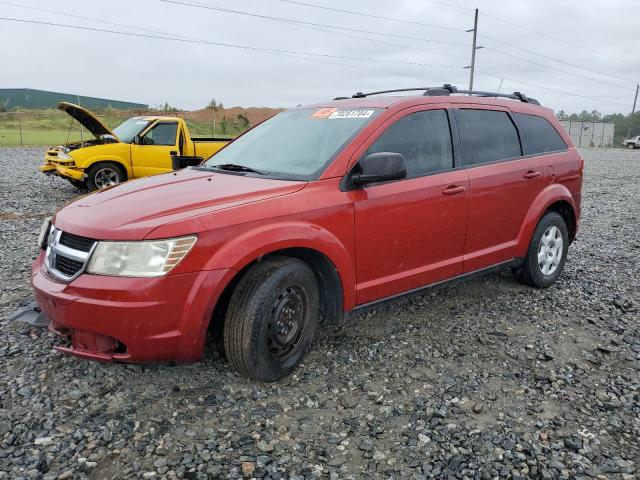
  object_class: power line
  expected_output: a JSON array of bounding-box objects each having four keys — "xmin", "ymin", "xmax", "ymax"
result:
[
  {"xmin": 0, "ymin": 0, "xmax": 189, "ymax": 39},
  {"xmin": 0, "ymin": 14, "xmax": 632, "ymax": 110},
  {"xmin": 479, "ymin": 34, "xmax": 638, "ymax": 85},
  {"xmin": 275, "ymin": 0, "xmax": 467, "ymax": 31},
  {"xmin": 478, "ymin": 11, "xmax": 601, "ymax": 55},
  {"xmin": 422, "ymin": 0, "xmax": 602, "ymax": 54},
  {"xmin": 162, "ymin": 0, "xmax": 628, "ymax": 92},
  {"xmin": 268, "ymin": 0, "xmax": 636, "ymax": 91},
  {"xmin": 0, "ymin": 17, "xmax": 464, "ymax": 69},
  {"xmin": 160, "ymin": 0, "xmax": 489, "ymax": 68},
  {"xmin": 483, "ymin": 47, "xmax": 636, "ymax": 91},
  {"xmin": 476, "ymin": 71, "xmax": 632, "ymax": 108},
  {"xmin": 160, "ymin": 0, "xmax": 470, "ymax": 46}
]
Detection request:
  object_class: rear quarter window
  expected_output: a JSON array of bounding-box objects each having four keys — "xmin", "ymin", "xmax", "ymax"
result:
[
  {"xmin": 514, "ymin": 113, "xmax": 568, "ymax": 155},
  {"xmin": 456, "ymin": 109, "xmax": 521, "ymax": 166}
]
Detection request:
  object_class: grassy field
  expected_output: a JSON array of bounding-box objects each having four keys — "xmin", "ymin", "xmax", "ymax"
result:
[{"xmin": 0, "ymin": 109, "xmax": 240, "ymax": 146}]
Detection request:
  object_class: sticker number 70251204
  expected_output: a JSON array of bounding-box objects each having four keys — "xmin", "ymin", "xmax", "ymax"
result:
[{"xmin": 328, "ymin": 110, "xmax": 375, "ymax": 119}]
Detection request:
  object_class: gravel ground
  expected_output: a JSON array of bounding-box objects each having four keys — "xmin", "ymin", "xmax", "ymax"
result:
[{"xmin": 0, "ymin": 147, "xmax": 638, "ymax": 480}]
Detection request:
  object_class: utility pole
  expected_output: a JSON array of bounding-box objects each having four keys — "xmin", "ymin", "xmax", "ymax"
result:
[
  {"xmin": 626, "ymin": 84, "xmax": 639, "ymax": 138},
  {"xmin": 466, "ymin": 9, "xmax": 482, "ymax": 91}
]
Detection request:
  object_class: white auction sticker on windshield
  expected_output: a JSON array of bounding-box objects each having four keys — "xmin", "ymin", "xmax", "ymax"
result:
[{"xmin": 328, "ymin": 110, "xmax": 374, "ymax": 119}]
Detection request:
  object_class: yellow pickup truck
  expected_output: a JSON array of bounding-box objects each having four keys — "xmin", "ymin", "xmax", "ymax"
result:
[{"xmin": 41, "ymin": 103, "xmax": 230, "ymax": 190}]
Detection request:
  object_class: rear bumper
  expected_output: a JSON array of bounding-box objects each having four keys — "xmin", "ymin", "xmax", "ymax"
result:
[{"xmin": 31, "ymin": 254, "xmax": 233, "ymax": 363}]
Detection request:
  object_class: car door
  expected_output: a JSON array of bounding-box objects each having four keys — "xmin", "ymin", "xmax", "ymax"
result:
[
  {"xmin": 350, "ymin": 106, "xmax": 469, "ymax": 305},
  {"xmin": 453, "ymin": 106, "xmax": 544, "ymax": 273},
  {"xmin": 131, "ymin": 120, "xmax": 179, "ymax": 177}
]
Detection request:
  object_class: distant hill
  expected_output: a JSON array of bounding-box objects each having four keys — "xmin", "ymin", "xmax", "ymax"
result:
[
  {"xmin": 188, "ymin": 106, "xmax": 284, "ymax": 126},
  {"xmin": 0, "ymin": 88, "xmax": 148, "ymax": 110}
]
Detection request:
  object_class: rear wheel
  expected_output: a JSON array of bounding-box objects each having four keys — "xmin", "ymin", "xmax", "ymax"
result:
[
  {"xmin": 86, "ymin": 162, "xmax": 125, "ymax": 191},
  {"xmin": 223, "ymin": 256, "xmax": 319, "ymax": 382},
  {"xmin": 514, "ymin": 211, "xmax": 569, "ymax": 288},
  {"xmin": 627, "ymin": 143, "xmax": 636, "ymax": 149}
]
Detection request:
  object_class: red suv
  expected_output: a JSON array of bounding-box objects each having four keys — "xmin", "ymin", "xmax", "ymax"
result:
[{"xmin": 31, "ymin": 85, "xmax": 583, "ymax": 381}]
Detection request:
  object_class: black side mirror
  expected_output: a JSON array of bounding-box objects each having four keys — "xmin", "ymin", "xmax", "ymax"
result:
[
  {"xmin": 171, "ymin": 155, "xmax": 204, "ymax": 171},
  {"xmin": 352, "ymin": 152, "xmax": 407, "ymax": 187},
  {"xmin": 133, "ymin": 135, "xmax": 141, "ymax": 145}
]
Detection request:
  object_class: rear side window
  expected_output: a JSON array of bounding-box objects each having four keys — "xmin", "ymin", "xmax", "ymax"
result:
[
  {"xmin": 456, "ymin": 109, "xmax": 521, "ymax": 165},
  {"xmin": 366, "ymin": 109, "xmax": 453, "ymax": 177},
  {"xmin": 514, "ymin": 113, "xmax": 568, "ymax": 155}
]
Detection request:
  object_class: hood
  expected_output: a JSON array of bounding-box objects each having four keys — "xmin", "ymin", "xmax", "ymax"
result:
[
  {"xmin": 58, "ymin": 102, "xmax": 118, "ymax": 140},
  {"xmin": 53, "ymin": 168, "xmax": 306, "ymax": 239}
]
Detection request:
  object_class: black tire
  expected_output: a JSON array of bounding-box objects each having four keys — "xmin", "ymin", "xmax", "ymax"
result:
[
  {"xmin": 86, "ymin": 162, "xmax": 125, "ymax": 191},
  {"xmin": 67, "ymin": 179, "xmax": 88, "ymax": 190},
  {"xmin": 223, "ymin": 256, "xmax": 319, "ymax": 382},
  {"xmin": 514, "ymin": 211, "xmax": 569, "ymax": 288},
  {"xmin": 627, "ymin": 143, "xmax": 636, "ymax": 150}
]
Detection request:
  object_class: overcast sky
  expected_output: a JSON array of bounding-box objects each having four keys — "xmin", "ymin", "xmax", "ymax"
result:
[{"xmin": 1, "ymin": 0, "xmax": 639, "ymax": 114}]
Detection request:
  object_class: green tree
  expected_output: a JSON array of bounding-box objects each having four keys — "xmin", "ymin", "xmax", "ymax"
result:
[{"xmin": 237, "ymin": 113, "xmax": 250, "ymax": 130}]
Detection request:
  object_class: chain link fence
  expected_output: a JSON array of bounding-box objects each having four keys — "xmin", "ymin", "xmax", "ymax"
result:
[{"xmin": 0, "ymin": 110, "xmax": 248, "ymax": 146}]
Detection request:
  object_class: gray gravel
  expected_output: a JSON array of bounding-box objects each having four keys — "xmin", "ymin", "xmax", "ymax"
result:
[{"xmin": 1, "ymin": 147, "xmax": 639, "ymax": 479}]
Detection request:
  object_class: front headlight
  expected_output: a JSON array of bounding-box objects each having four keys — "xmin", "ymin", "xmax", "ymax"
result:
[
  {"xmin": 38, "ymin": 217, "xmax": 52, "ymax": 249},
  {"xmin": 87, "ymin": 236, "xmax": 197, "ymax": 277},
  {"xmin": 57, "ymin": 150, "xmax": 71, "ymax": 160}
]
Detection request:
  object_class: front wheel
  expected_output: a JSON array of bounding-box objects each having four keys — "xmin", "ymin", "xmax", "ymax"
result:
[
  {"xmin": 223, "ymin": 256, "xmax": 319, "ymax": 382},
  {"xmin": 514, "ymin": 211, "xmax": 569, "ymax": 288},
  {"xmin": 627, "ymin": 143, "xmax": 636, "ymax": 149},
  {"xmin": 86, "ymin": 162, "xmax": 125, "ymax": 191}
]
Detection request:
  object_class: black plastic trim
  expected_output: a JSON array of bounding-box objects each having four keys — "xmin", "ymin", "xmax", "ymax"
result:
[{"xmin": 353, "ymin": 258, "xmax": 522, "ymax": 311}]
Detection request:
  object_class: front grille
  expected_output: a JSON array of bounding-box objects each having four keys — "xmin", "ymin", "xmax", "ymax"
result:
[
  {"xmin": 54, "ymin": 256, "xmax": 85, "ymax": 277},
  {"xmin": 44, "ymin": 226, "xmax": 96, "ymax": 282},
  {"xmin": 59, "ymin": 232, "xmax": 95, "ymax": 252}
]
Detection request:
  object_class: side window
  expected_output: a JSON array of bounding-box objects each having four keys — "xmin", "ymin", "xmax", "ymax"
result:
[
  {"xmin": 456, "ymin": 109, "xmax": 521, "ymax": 165},
  {"xmin": 143, "ymin": 122, "xmax": 178, "ymax": 146},
  {"xmin": 366, "ymin": 110, "xmax": 453, "ymax": 177},
  {"xmin": 514, "ymin": 113, "xmax": 568, "ymax": 155}
]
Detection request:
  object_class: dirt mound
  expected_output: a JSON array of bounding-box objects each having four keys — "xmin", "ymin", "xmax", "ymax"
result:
[{"xmin": 188, "ymin": 106, "xmax": 284, "ymax": 125}]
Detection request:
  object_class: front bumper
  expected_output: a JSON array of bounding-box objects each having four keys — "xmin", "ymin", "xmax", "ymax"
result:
[
  {"xmin": 41, "ymin": 156, "xmax": 86, "ymax": 182},
  {"xmin": 31, "ymin": 254, "xmax": 233, "ymax": 363}
]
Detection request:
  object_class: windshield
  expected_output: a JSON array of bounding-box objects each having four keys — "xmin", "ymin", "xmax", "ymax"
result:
[
  {"xmin": 203, "ymin": 107, "xmax": 381, "ymax": 180},
  {"xmin": 112, "ymin": 118, "xmax": 151, "ymax": 143}
]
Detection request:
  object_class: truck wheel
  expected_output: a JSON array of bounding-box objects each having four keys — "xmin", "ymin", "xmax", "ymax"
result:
[
  {"xmin": 627, "ymin": 143, "xmax": 636, "ymax": 149},
  {"xmin": 86, "ymin": 162, "xmax": 125, "ymax": 191},
  {"xmin": 67, "ymin": 179, "xmax": 88, "ymax": 190},
  {"xmin": 514, "ymin": 211, "xmax": 569, "ymax": 288},
  {"xmin": 224, "ymin": 256, "xmax": 319, "ymax": 382}
]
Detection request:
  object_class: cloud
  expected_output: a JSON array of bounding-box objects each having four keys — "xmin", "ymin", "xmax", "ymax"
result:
[{"xmin": 1, "ymin": 0, "xmax": 638, "ymax": 114}]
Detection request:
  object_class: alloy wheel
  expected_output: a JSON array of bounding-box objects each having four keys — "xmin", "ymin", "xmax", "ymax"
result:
[
  {"xmin": 537, "ymin": 225, "xmax": 564, "ymax": 276},
  {"xmin": 94, "ymin": 168, "xmax": 120, "ymax": 189}
]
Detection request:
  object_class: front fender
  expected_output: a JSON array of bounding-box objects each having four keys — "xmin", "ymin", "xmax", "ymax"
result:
[
  {"xmin": 516, "ymin": 183, "xmax": 576, "ymax": 257},
  {"xmin": 204, "ymin": 221, "xmax": 357, "ymax": 311},
  {"xmin": 70, "ymin": 144, "xmax": 132, "ymax": 178},
  {"xmin": 75, "ymin": 155, "xmax": 132, "ymax": 179}
]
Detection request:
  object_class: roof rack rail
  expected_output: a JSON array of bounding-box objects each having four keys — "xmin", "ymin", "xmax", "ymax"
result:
[{"xmin": 333, "ymin": 84, "xmax": 540, "ymax": 105}]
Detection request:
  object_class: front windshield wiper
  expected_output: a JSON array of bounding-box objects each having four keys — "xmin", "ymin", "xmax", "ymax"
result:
[{"xmin": 209, "ymin": 163, "xmax": 266, "ymax": 175}]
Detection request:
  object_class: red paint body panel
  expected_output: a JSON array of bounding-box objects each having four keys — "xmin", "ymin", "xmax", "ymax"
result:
[{"xmin": 31, "ymin": 93, "xmax": 583, "ymax": 363}]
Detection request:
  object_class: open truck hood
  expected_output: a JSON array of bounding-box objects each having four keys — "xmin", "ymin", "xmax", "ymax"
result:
[{"xmin": 58, "ymin": 102, "xmax": 118, "ymax": 140}]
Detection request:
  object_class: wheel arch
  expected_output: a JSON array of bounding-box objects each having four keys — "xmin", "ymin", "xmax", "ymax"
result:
[
  {"xmin": 516, "ymin": 184, "xmax": 578, "ymax": 257},
  {"xmin": 205, "ymin": 246, "xmax": 347, "ymax": 357},
  {"xmin": 545, "ymin": 199, "xmax": 577, "ymax": 242},
  {"xmin": 84, "ymin": 158, "xmax": 131, "ymax": 180}
]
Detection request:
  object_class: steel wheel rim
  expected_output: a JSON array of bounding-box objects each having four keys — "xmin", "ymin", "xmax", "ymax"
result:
[
  {"xmin": 628, "ymin": 143, "xmax": 635, "ymax": 149},
  {"xmin": 94, "ymin": 168, "xmax": 120, "ymax": 189},
  {"xmin": 267, "ymin": 285, "xmax": 307, "ymax": 362},
  {"xmin": 537, "ymin": 225, "xmax": 563, "ymax": 276}
]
